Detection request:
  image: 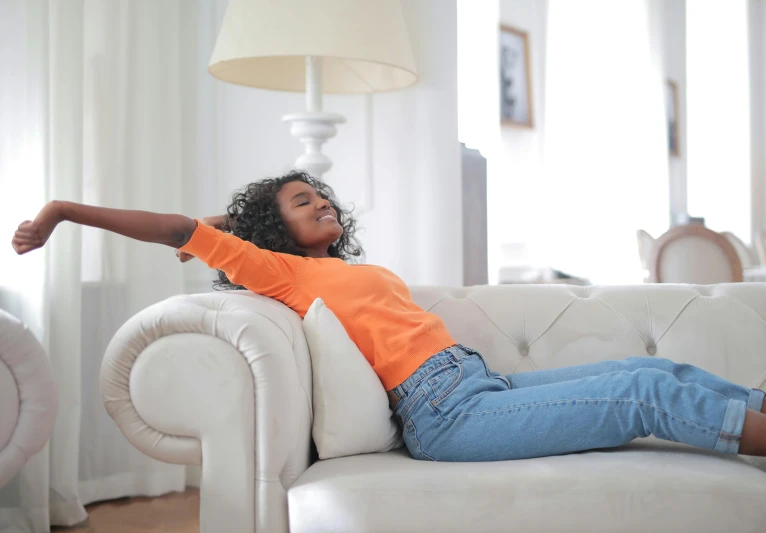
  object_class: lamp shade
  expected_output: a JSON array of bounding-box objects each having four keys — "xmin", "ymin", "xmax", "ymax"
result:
[{"xmin": 209, "ymin": 0, "xmax": 418, "ymax": 93}]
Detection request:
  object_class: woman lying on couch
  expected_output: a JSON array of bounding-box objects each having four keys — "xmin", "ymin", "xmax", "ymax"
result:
[{"xmin": 12, "ymin": 170, "xmax": 766, "ymax": 461}]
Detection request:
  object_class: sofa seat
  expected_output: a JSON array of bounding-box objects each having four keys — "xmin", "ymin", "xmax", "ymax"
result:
[{"xmin": 288, "ymin": 440, "xmax": 766, "ymax": 533}]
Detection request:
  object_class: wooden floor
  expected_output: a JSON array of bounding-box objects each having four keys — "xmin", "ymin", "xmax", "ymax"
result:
[{"xmin": 51, "ymin": 489, "xmax": 199, "ymax": 533}]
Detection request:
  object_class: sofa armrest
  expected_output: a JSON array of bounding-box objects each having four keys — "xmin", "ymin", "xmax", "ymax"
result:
[
  {"xmin": 0, "ymin": 309, "xmax": 57, "ymax": 488},
  {"xmin": 100, "ymin": 291, "xmax": 313, "ymax": 533}
]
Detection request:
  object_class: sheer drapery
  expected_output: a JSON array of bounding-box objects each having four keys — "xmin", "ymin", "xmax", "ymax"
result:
[
  {"xmin": 534, "ymin": 0, "xmax": 670, "ymax": 284},
  {"xmin": 0, "ymin": 1, "xmax": 219, "ymax": 530}
]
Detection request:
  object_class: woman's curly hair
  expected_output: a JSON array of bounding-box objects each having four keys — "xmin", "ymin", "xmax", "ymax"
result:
[{"xmin": 214, "ymin": 170, "xmax": 363, "ymax": 290}]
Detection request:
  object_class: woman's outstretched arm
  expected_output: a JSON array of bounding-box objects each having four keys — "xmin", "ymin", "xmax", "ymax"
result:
[{"xmin": 11, "ymin": 200, "xmax": 197, "ymax": 255}]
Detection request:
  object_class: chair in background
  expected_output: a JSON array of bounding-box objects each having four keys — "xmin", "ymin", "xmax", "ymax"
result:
[
  {"xmin": 756, "ymin": 230, "xmax": 766, "ymax": 265},
  {"xmin": 648, "ymin": 225, "xmax": 743, "ymax": 283},
  {"xmin": 721, "ymin": 231, "xmax": 758, "ymax": 268},
  {"xmin": 635, "ymin": 229, "xmax": 655, "ymax": 282},
  {"xmin": 0, "ymin": 309, "xmax": 57, "ymax": 487}
]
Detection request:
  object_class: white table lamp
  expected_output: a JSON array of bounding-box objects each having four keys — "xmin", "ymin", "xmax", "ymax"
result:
[{"xmin": 209, "ymin": 0, "xmax": 418, "ymax": 178}]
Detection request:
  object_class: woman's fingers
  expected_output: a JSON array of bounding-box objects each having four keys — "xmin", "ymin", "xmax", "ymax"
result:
[
  {"xmin": 16, "ymin": 227, "xmax": 41, "ymax": 241},
  {"xmin": 11, "ymin": 207, "xmax": 60, "ymax": 255},
  {"xmin": 175, "ymin": 249, "xmax": 194, "ymax": 263},
  {"xmin": 13, "ymin": 230, "xmax": 39, "ymax": 242},
  {"xmin": 15, "ymin": 222, "xmax": 37, "ymax": 235},
  {"xmin": 12, "ymin": 234, "xmax": 39, "ymax": 255},
  {"xmin": 13, "ymin": 233, "xmax": 31, "ymax": 245},
  {"xmin": 15, "ymin": 222, "xmax": 41, "ymax": 246},
  {"xmin": 14, "ymin": 244, "xmax": 37, "ymax": 255},
  {"xmin": 12, "ymin": 220, "xmax": 46, "ymax": 255}
]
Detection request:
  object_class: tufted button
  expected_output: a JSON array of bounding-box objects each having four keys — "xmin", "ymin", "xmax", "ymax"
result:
[
  {"xmin": 646, "ymin": 344, "xmax": 657, "ymax": 356},
  {"xmin": 518, "ymin": 343, "xmax": 529, "ymax": 357}
]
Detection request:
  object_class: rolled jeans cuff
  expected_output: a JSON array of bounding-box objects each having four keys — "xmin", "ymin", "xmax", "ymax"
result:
[
  {"xmin": 715, "ymin": 398, "xmax": 748, "ymax": 455},
  {"xmin": 747, "ymin": 388, "xmax": 765, "ymax": 412}
]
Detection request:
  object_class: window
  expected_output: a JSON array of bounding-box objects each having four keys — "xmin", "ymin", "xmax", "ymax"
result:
[{"xmin": 686, "ymin": 0, "xmax": 751, "ymax": 242}]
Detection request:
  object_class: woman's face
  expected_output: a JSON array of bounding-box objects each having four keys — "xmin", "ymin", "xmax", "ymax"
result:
[{"xmin": 276, "ymin": 180, "xmax": 343, "ymax": 258}]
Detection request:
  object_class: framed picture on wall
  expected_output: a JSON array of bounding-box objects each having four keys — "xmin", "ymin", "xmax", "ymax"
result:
[
  {"xmin": 666, "ymin": 80, "xmax": 680, "ymax": 157},
  {"xmin": 499, "ymin": 25, "xmax": 533, "ymax": 128}
]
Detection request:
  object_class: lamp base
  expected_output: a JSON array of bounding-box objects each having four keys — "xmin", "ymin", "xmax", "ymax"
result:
[{"xmin": 282, "ymin": 112, "xmax": 346, "ymax": 179}]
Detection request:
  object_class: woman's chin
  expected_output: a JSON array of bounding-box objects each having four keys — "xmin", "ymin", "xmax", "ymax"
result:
[{"xmin": 329, "ymin": 225, "xmax": 344, "ymax": 240}]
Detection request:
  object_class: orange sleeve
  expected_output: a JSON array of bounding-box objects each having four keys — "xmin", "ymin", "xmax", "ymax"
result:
[{"xmin": 179, "ymin": 220, "xmax": 304, "ymax": 298}]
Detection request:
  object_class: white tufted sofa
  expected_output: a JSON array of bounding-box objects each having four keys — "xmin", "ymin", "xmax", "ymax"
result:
[
  {"xmin": 0, "ymin": 309, "xmax": 57, "ymax": 487},
  {"xmin": 100, "ymin": 284, "xmax": 766, "ymax": 533}
]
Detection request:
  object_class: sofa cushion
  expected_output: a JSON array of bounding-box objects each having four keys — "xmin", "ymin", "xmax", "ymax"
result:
[
  {"xmin": 288, "ymin": 438, "xmax": 766, "ymax": 533},
  {"xmin": 302, "ymin": 298, "xmax": 402, "ymax": 460}
]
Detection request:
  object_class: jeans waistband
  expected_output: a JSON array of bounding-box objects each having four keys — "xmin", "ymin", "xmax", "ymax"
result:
[{"xmin": 390, "ymin": 344, "xmax": 472, "ymax": 400}]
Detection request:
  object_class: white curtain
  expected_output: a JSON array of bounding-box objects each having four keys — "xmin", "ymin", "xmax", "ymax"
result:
[
  {"xmin": 0, "ymin": 1, "xmax": 221, "ymax": 531},
  {"xmin": 533, "ymin": 0, "xmax": 670, "ymax": 284}
]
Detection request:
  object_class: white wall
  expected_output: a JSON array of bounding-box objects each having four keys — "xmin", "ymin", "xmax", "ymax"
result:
[
  {"xmin": 660, "ymin": 0, "xmax": 688, "ymax": 225},
  {"xmin": 750, "ymin": 0, "xmax": 766, "ymax": 239},
  {"xmin": 363, "ymin": 0, "xmax": 461, "ymax": 286},
  {"xmin": 186, "ymin": 0, "xmax": 460, "ymax": 290},
  {"xmin": 492, "ymin": 0, "xmax": 548, "ymax": 281}
]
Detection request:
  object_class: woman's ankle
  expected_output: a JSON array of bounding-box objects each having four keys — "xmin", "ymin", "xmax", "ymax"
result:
[{"xmin": 740, "ymin": 409, "xmax": 766, "ymax": 456}]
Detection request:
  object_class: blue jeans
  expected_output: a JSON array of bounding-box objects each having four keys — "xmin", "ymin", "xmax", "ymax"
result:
[{"xmin": 389, "ymin": 344, "xmax": 766, "ymax": 461}]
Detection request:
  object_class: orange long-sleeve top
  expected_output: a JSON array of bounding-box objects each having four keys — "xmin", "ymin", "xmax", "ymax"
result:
[{"xmin": 179, "ymin": 221, "xmax": 456, "ymax": 390}]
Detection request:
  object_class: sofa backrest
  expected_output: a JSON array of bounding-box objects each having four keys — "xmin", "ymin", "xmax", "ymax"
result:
[{"xmin": 410, "ymin": 284, "xmax": 766, "ymax": 389}]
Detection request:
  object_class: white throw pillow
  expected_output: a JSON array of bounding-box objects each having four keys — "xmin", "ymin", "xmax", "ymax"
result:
[{"xmin": 302, "ymin": 298, "xmax": 402, "ymax": 460}]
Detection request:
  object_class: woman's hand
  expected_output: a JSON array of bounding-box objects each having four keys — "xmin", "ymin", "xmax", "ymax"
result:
[
  {"xmin": 11, "ymin": 201, "xmax": 64, "ymax": 255},
  {"xmin": 201, "ymin": 215, "xmax": 231, "ymax": 231},
  {"xmin": 175, "ymin": 214, "xmax": 233, "ymax": 263},
  {"xmin": 175, "ymin": 249, "xmax": 195, "ymax": 263}
]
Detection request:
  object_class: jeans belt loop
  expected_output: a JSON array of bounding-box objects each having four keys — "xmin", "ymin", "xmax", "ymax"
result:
[{"xmin": 387, "ymin": 389, "xmax": 401, "ymax": 409}]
